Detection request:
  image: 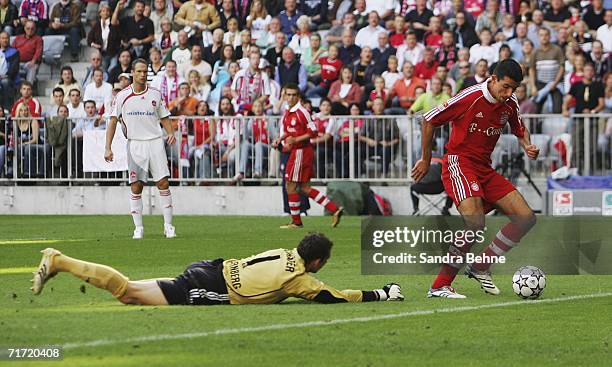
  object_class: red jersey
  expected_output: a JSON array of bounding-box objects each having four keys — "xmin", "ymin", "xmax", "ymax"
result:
[
  {"xmin": 369, "ymin": 89, "xmax": 387, "ymax": 102},
  {"xmin": 250, "ymin": 118, "xmax": 269, "ymax": 144},
  {"xmin": 193, "ymin": 117, "xmax": 212, "ymax": 146},
  {"xmin": 319, "ymin": 57, "xmax": 343, "ymax": 86},
  {"xmin": 312, "ymin": 113, "xmax": 332, "ymax": 138},
  {"xmin": 423, "ymin": 80, "xmax": 525, "ymax": 166},
  {"xmin": 11, "ymin": 97, "xmax": 42, "ymax": 117},
  {"xmin": 414, "ymin": 60, "xmax": 439, "ymax": 80},
  {"xmin": 281, "ymin": 102, "xmax": 317, "ymax": 149}
]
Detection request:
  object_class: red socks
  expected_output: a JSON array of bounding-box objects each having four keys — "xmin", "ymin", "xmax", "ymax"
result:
[
  {"xmin": 308, "ymin": 188, "xmax": 339, "ymax": 213},
  {"xmin": 288, "ymin": 193, "xmax": 302, "ymax": 225},
  {"xmin": 472, "ymin": 222, "xmax": 523, "ymax": 271}
]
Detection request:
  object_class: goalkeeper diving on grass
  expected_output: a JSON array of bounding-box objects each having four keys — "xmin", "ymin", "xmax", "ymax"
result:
[{"xmin": 31, "ymin": 233, "xmax": 404, "ymax": 305}]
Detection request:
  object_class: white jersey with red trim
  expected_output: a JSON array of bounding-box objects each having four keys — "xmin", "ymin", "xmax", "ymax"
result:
[
  {"xmin": 111, "ymin": 85, "xmax": 171, "ymax": 141},
  {"xmin": 423, "ymin": 79, "xmax": 525, "ymax": 166}
]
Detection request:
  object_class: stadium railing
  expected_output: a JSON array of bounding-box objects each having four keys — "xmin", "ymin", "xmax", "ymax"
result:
[{"xmin": 0, "ymin": 114, "xmax": 610, "ymax": 184}]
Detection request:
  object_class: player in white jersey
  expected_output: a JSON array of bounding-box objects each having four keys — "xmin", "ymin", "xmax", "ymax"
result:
[{"xmin": 105, "ymin": 58, "xmax": 177, "ymax": 239}]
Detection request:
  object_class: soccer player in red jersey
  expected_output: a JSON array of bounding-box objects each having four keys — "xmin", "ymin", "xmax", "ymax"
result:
[
  {"xmin": 272, "ymin": 84, "xmax": 344, "ymax": 229},
  {"xmin": 412, "ymin": 59, "xmax": 540, "ymax": 298}
]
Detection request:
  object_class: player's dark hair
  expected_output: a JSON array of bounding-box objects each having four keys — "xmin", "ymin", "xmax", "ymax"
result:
[
  {"xmin": 297, "ymin": 233, "xmax": 333, "ymax": 264},
  {"xmin": 131, "ymin": 58, "xmax": 148, "ymax": 70},
  {"xmin": 493, "ymin": 59, "xmax": 523, "ymax": 83},
  {"xmin": 284, "ymin": 83, "xmax": 300, "ymax": 95}
]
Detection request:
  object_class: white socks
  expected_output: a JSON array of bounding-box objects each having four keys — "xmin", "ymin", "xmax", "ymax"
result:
[
  {"xmin": 130, "ymin": 193, "xmax": 143, "ymax": 228},
  {"xmin": 159, "ymin": 189, "xmax": 173, "ymax": 226}
]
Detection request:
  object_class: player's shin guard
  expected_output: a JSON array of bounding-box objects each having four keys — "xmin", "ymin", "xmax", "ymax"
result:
[
  {"xmin": 307, "ymin": 188, "xmax": 338, "ymax": 213},
  {"xmin": 159, "ymin": 189, "xmax": 173, "ymax": 225},
  {"xmin": 130, "ymin": 193, "xmax": 143, "ymax": 228},
  {"xmin": 288, "ymin": 193, "xmax": 302, "ymax": 224},
  {"xmin": 54, "ymin": 254, "xmax": 129, "ymax": 298},
  {"xmin": 472, "ymin": 222, "xmax": 523, "ymax": 271},
  {"xmin": 431, "ymin": 238, "xmax": 474, "ymax": 289}
]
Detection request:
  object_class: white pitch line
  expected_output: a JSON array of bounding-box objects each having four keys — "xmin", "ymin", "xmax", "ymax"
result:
[{"xmin": 63, "ymin": 292, "xmax": 612, "ymax": 350}]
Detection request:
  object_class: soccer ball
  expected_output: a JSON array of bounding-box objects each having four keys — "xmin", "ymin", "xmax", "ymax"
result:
[{"xmin": 512, "ymin": 266, "xmax": 546, "ymax": 299}]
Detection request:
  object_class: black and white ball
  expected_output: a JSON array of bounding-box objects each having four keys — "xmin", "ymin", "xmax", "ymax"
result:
[{"xmin": 512, "ymin": 266, "xmax": 546, "ymax": 299}]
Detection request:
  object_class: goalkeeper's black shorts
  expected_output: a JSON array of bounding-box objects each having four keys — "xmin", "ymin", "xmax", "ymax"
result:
[{"xmin": 157, "ymin": 259, "xmax": 230, "ymax": 305}]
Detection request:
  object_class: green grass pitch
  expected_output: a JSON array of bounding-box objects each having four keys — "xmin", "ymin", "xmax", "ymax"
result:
[{"xmin": 1, "ymin": 215, "xmax": 611, "ymax": 367}]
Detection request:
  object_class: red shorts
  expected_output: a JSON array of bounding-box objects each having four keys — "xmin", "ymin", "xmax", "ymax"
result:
[
  {"xmin": 285, "ymin": 146, "xmax": 314, "ymax": 183},
  {"xmin": 442, "ymin": 154, "xmax": 516, "ymax": 213}
]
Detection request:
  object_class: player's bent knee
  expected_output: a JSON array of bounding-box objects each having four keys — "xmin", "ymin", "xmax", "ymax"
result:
[{"xmin": 156, "ymin": 179, "xmax": 170, "ymax": 190}]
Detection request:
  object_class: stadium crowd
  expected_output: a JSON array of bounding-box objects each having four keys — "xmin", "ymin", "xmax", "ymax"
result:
[{"xmin": 0, "ymin": 0, "xmax": 611, "ymax": 180}]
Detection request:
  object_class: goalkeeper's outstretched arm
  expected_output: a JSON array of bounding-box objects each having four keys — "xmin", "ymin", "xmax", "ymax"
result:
[{"xmin": 284, "ymin": 274, "xmax": 404, "ymax": 304}]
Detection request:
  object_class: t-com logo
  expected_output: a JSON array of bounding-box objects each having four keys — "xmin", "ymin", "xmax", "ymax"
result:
[{"xmin": 553, "ymin": 191, "xmax": 573, "ymax": 216}]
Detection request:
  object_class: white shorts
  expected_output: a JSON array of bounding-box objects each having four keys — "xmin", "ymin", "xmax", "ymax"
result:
[{"xmin": 127, "ymin": 138, "xmax": 170, "ymax": 184}]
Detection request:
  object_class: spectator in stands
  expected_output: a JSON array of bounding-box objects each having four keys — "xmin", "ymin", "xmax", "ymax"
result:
[
  {"xmin": 432, "ymin": 64, "xmax": 455, "ymax": 92},
  {"xmin": 12, "ymin": 20, "xmax": 42, "ymax": 85},
  {"xmin": 388, "ymin": 15, "xmax": 406, "ymax": 48},
  {"xmin": 81, "ymin": 51, "xmax": 108, "ymax": 89},
  {"xmin": 218, "ymin": 0, "xmax": 236, "ymax": 32},
  {"xmin": 520, "ymin": 39, "xmax": 534, "ymax": 72},
  {"xmin": 215, "ymin": 96, "xmax": 238, "ymax": 176},
  {"xmin": 475, "ymin": 0, "xmax": 501, "ymax": 34},
  {"xmin": 47, "ymin": 0, "xmax": 81, "ymax": 62},
  {"xmin": 0, "ymin": 31, "xmax": 18, "ymax": 109},
  {"xmin": 203, "ymin": 28, "xmax": 224, "ymax": 67},
  {"xmin": 0, "ymin": 0, "xmax": 18, "ymax": 36},
  {"xmin": 453, "ymin": 60, "xmax": 472, "ymax": 92},
  {"xmin": 452, "ymin": 10, "xmax": 478, "ymax": 49},
  {"xmin": 17, "ymin": 0, "xmax": 48, "ymax": 36},
  {"xmin": 83, "ymin": 68, "xmax": 113, "ymax": 111},
  {"xmin": 563, "ymin": 63, "xmax": 605, "ymax": 117},
  {"xmin": 14, "ymin": 102, "xmax": 47, "ymax": 178},
  {"xmin": 435, "ymin": 30, "xmax": 457, "ymax": 68},
  {"xmin": 586, "ymin": 40, "xmax": 610, "ymax": 82},
  {"xmin": 147, "ymin": 47, "xmax": 165, "ymax": 84},
  {"xmin": 352, "ymin": 46, "xmax": 375, "ymax": 89},
  {"xmin": 397, "ymin": 30, "xmax": 424, "ymax": 69},
  {"xmin": 11, "ymin": 81, "xmax": 41, "ymax": 117},
  {"xmin": 488, "ymin": 44, "xmax": 512, "ymax": 75},
  {"xmin": 310, "ymin": 98, "xmax": 333, "ymax": 178},
  {"xmin": 352, "ymin": 0, "xmax": 368, "ymax": 30},
  {"xmin": 516, "ymin": 84, "xmax": 536, "ymax": 114},
  {"xmin": 72, "ymin": 100, "xmax": 105, "ymax": 138},
  {"xmin": 355, "ymin": 11, "xmax": 386, "ymax": 50},
  {"xmin": 87, "ymin": 3, "xmax": 120, "ymax": 71},
  {"xmin": 169, "ymin": 82, "xmax": 199, "ymax": 117},
  {"xmin": 410, "ymin": 76, "xmax": 449, "ymax": 114},
  {"xmin": 256, "ymin": 16, "xmax": 281, "ymax": 53},
  {"xmin": 113, "ymin": 0, "xmax": 155, "ymax": 58},
  {"xmin": 264, "ymin": 31, "xmax": 287, "ymax": 67},
  {"xmin": 306, "ymin": 43, "xmax": 341, "ymax": 98},
  {"xmin": 235, "ymin": 30, "xmax": 254, "ymax": 61},
  {"xmin": 178, "ymin": 44, "xmax": 212, "ymax": 83},
  {"xmin": 0, "ymin": 108, "xmax": 6, "ymax": 177},
  {"xmin": 275, "ymin": 46, "xmax": 307, "ymax": 92},
  {"xmin": 156, "ymin": 18, "xmax": 178, "ymax": 59},
  {"xmin": 235, "ymin": 99, "xmax": 270, "ymax": 181},
  {"xmin": 414, "ymin": 47, "xmax": 438, "ymax": 81},
  {"xmin": 338, "ymin": 29, "xmax": 361, "ymax": 66},
  {"xmin": 334, "ymin": 102, "xmax": 363, "ymax": 178},
  {"xmin": 469, "ymin": 28, "xmax": 496, "ymax": 66},
  {"xmin": 443, "ymin": 0, "xmax": 474, "ymax": 28},
  {"xmin": 156, "ymin": 60, "xmax": 185, "ymax": 105},
  {"xmin": 288, "ymin": 15, "xmax": 312, "ymax": 56},
  {"xmin": 543, "ymin": 0, "xmax": 570, "ymax": 34},
  {"xmin": 190, "ymin": 100, "xmax": 215, "ymax": 179},
  {"xmin": 405, "ymin": 0, "xmax": 433, "ymax": 42},
  {"xmin": 462, "ymin": 58, "xmax": 488, "ymax": 90},
  {"xmin": 188, "ymin": 69, "xmax": 210, "ymax": 101},
  {"xmin": 359, "ymin": 97, "xmax": 399, "ymax": 176},
  {"xmin": 303, "ymin": 34, "xmax": 326, "ymax": 81},
  {"xmin": 529, "ymin": 27, "xmax": 564, "ymax": 113},
  {"xmin": 54, "ymin": 66, "xmax": 81, "ymax": 105},
  {"xmin": 448, "ymin": 47, "xmax": 469, "ymax": 80},
  {"xmin": 150, "ymin": 0, "xmax": 171, "ymax": 37},
  {"xmin": 108, "ymin": 49, "xmax": 132, "ymax": 85},
  {"xmin": 584, "ymin": 0, "xmax": 606, "ymax": 31},
  {"xmin": 174, "ymin": 0, "xmax": 220, "ymax": 45},
  {"xmin": 328, "ymin": 65, "xmax": 362, "ymax": 115},
  {"xmin": 507, "ymin": 22, "xmax": 528, "ymax": 62},
  {"xmin": 565, "ymin": 53, "xmax": 585, "ymax": 91},
  {"xmin": 47, "ymin": 87, "xmax": 64, "ymax": 117},
  {"xmin": 596, "ymin": 10, "xmax": 612, "ymax": 53},
  {"xmin": 223, "ymin": 17, "xmax": 241, "ymax": 47},
  {"xmin": 210, "ymin": 44, "xmax": 234, "ymax": 102},
  {"xmin": 382, "ymin": 55, "xmax": 401, "ymax": 91},
  {"xmin": 66, "ymin": 88, "xmax": 85, "ymax": 118},
  {"xmin": 117, "ymin": 72, "xmax": 131, "ymax": 89},
  {"xmin": 231, "ymin": 0, "xmax": 250, "ymax": 28},
  {"xmin": 365, "ymin": 76, "xmax": 387, "ymax": 112},
  {"xmin": 423, "ymin": 16, "xmax": 443, "ymax": 49},
  {"xmin": 498, "ymin": 13, "xmax": 516, "ymax": 42},
  {"xmin": 527, "ymin": 10, "xmax": 551, "ymax": 49},
  {"xmin": 372, "ymin": 32, "xmax": 396, "ymax": 77},
  {"xmin": 233, "ymin": 49, "xmax": 271, "ymax": 111},
  {"xmin": 385, "ymin": 61, "xmax": 425, "ymax": 114},
  {"xmin": 573, "ymin": 20, "xmax": 593, "ymax": 53},
  {"xmin": 163, "ymin": 30, "xmax": 191, "ymax": 71},
  {"xmin": 326, "ymin": 12, "xmax": 355, "ymax": 44},
  {"xmin": 279, "ymin": 0, "xmax": 301, "ymax": 38},
  {"xmin": 300, "ymin": 0, "xmax": 329, "ymax": 30},
  {"xmin": 246, "ymin": 0, "xmax": 271, "ymax": 42}
]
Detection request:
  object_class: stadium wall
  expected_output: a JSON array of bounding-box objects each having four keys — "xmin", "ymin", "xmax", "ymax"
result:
[{"xmin": 0, "ymin": 184, "xmax": 544, "ymax": 215}]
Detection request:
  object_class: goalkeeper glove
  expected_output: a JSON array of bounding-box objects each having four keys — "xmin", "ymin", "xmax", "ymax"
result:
[{"xmin": 374, "ymin": 283, "xmax": 404, "ymax": 301}]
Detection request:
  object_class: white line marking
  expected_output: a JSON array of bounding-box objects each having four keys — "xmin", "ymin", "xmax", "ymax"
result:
[{"xmin": 62, "ymin": 292, "xmax": 612, "ymax": 350}]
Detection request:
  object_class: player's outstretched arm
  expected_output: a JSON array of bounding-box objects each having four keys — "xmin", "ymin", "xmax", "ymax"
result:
[
  {"xmin": 104, "ymin": 117, "xmax": 118, "ymax": 162},
  {"xmin": 411, "ymin": 117, "xmax": 435, "ymax": 182},
  {"xmin": 285, "ymin": 274, "xmax": 404, "ymax": 304}
]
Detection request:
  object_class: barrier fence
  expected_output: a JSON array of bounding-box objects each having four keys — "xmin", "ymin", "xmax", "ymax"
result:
[{"xmin": 0, "ymin": 114, "xmax": 610, "ymax": 184}]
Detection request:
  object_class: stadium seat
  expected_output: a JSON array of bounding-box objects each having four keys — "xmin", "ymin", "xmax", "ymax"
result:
[
  {"xmin": 42, "ymin": 35, "xmax": 67, "ymax": 75},
  {"xmin": 541, "ymin": 116, "xmax": 569, "ymax": 137}
]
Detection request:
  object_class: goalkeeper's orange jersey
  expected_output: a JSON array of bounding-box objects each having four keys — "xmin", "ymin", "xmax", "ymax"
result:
[{"xmin": 221, "ymin": 248, "xmax": 365, "ymax": 304}]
